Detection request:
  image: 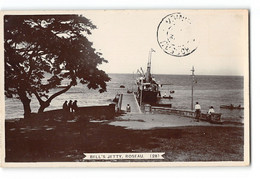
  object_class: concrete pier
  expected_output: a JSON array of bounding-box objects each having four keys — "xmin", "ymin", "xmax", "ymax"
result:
[{"xmin": 121, "ymin": 93, "xmax": 142, "ymax": 114}]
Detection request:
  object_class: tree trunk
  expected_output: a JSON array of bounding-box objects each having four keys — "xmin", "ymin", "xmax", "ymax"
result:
[
  {"xmin": 22, "ymin": 98, "xmax": 31, "ymax": 119},
  {"xmin": 38, "ymin": 101, "xmax": 50, "ymax": 113},
  {"xmin": 18, "ymin": 89, "xmax": 31, "ymax": 119}
]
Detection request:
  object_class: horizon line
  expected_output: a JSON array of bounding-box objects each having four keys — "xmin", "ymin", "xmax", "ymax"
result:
[{"xmin": 107, "ymin": 72, "xmax": 244, "ymax": 77}]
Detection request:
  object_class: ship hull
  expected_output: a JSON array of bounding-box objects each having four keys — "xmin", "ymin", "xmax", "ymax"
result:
[{"xmin": 140, "ymin": 90, "xmax": 159, "ymax": 104}]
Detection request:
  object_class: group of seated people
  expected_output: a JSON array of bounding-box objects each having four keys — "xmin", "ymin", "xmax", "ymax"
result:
[{"xmin": 63, "ymin": 100, "xmax": 78, "ymax": 113}]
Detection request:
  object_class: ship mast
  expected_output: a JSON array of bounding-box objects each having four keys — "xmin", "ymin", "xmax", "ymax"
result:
[{"xmin": 146, "ymin": 48, "xmax": 155, "ymax": 82}]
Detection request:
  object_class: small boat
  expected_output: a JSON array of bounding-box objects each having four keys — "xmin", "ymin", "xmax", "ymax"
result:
[
  {"xmin": 127, "ymin": 90, "xmax": 133, "ymax": 94},
  {"xmin": 162, "ymin": 95, "xmax": 173, "ymax": 99},
  {"xmin": 120, "ymin": 85, "xmax": 125, "ymax": 88},
  {"xmin": 199, "ymin": 113, "xmax": 223, "ymax": 124},
  {"xmin": 170, "ymin": 90, "xmax": 175, "ymax": 93},
  {"xmin": 220, "ymin": 105, "xmax": 244, "ymax": 110}
]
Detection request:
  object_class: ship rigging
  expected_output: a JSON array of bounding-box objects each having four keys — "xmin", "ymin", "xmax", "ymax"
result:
[{"xmin": 136, "ymin": 48, "xmax": 161, "ymax": 105}]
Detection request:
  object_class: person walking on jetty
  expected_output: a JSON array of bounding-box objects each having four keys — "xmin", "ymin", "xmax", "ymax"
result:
[
  {"xmin": 68, "ymin": 100, "xmax": 73, "ymax": 113},
  {"xmin": 72, "ymin": 100, "xmax": 78, "ymax": 113},
  {"xmin": 194, "ymin": 102, "xmax": 201, "ymax": 122},
  {"xmin": 126, "ymin": 104, "xmax": 131, "ymax": 112}
]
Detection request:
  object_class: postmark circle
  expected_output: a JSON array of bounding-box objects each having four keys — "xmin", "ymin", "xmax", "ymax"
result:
[{"xmin": 157, "ymin": 13, "xmax": 198, "ymax": 57}]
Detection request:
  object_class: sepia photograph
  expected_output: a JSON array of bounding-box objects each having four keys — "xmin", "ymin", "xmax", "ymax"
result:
[{"xmin": 1, "ymin": 10, "xmax": 249, "ymax": 167}]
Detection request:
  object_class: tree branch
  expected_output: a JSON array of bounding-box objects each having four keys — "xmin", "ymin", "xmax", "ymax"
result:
[
  {"xmin": 33, "ymin": 90, "xmax": 44, "ymax": 104},
  {"xmin": 46, "ymin": 80, "xmax": 74, "ymax": 104}
]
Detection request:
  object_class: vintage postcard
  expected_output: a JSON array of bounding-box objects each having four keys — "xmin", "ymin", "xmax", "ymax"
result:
[{"xmin": 0, "ymin": 10, "xmax": 249, "ymax": 167}]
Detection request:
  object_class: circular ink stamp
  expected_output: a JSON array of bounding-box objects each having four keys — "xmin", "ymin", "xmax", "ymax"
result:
[{"xmin": 157, "ymin": 12, "xmax": 198, "ymax": 57}]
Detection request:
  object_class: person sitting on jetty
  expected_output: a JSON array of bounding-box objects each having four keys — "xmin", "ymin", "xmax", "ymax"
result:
[
  {"xmin": 72, "ymin": 100, "xmax": 78, "ymax": 112},
  {"xmin": 126, "ymin": 104, "xmax": 131, "ymax": 112},
  {"xmin": 63, "ymin": 101, "xmax": 69, "ymax": 112},
  {"xmin": 207, "ymin": 106, "xmax": 215, "ymax": 120},
  {"xmin": 208, "ymin": 106, "xmax": 215, "ymax": 114},
  {"xmin": 194, "ymin": 102, "xmax": 201, "ymax": 121},
  {"xmin": 68, "ymin": 100, "xmax": 73, "ymax": 113}
]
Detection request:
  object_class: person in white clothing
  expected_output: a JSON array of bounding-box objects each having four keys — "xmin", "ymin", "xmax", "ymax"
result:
[
  {"xmin": 207, "ymin": 106, "xmax": 215, "ymax": 120},
  {"xmin": 208, "ymin": 106, "xmax": 215, "ymax": 114},
  {"xmin": 126, "ymin": 104, "xmax": 131, "ymax": 112},
  {"xmin": 194, "ymin": 102, "xmax": 201, "ymax": 121}
]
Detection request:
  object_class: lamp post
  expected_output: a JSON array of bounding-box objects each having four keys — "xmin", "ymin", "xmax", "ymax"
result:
[{"xmin": 191, "ymin": 66, "xmax": 195, "ymax": 111}]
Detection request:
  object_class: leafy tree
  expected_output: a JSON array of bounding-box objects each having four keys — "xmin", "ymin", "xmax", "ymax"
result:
[{"xmin": 4, "ymin": 15, "xmax": 110, "ymax": 118}]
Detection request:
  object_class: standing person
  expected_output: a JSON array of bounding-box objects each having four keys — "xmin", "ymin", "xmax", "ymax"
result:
[
  {"xmin": 68, "ymin": 100, "xmax": 73, "ymax": 113},
  {"xmin": 72, "ymin": 100, "xmax": 78, "ymax": 112},
  {"xmin": 126, "ymin": 104, "xmax": 131, "ymax": 112},
  {"xmin": 194, "ymin": 102, "xmax": 201, "ymax": 121}
]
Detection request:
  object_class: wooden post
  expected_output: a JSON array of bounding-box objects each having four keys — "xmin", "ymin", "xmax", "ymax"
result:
[
  {"xmin": 118, "ymin": 94, "xmax": 123, "ymax": 111},
  {"xmin": 140, "ymin": 87, "xmax": 142, "ymax": 106}
]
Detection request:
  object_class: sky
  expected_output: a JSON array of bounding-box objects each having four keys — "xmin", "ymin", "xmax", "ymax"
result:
[{"xmin": 83, "ymin": 10, "xmax": 248, "ymax": 76}]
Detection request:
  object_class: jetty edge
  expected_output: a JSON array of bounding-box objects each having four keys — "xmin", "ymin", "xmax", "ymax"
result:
[
  {"xmin": 151, "ymin": 106, "xmax": 222, "ymax": 124},
  {"xmin": 116, "ymin": 91, "xmax": 223, "ymax": 125}
]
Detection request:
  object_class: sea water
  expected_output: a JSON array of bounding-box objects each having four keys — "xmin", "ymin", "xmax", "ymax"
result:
[{"xmin": 5, "ymin": 74, "xmax": 244, "ymax": 123}]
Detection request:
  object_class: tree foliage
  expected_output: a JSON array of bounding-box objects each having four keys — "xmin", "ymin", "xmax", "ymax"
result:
[{"xmin": 4, "ymin": 15, "xmax": 110, "ymax": 117}]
